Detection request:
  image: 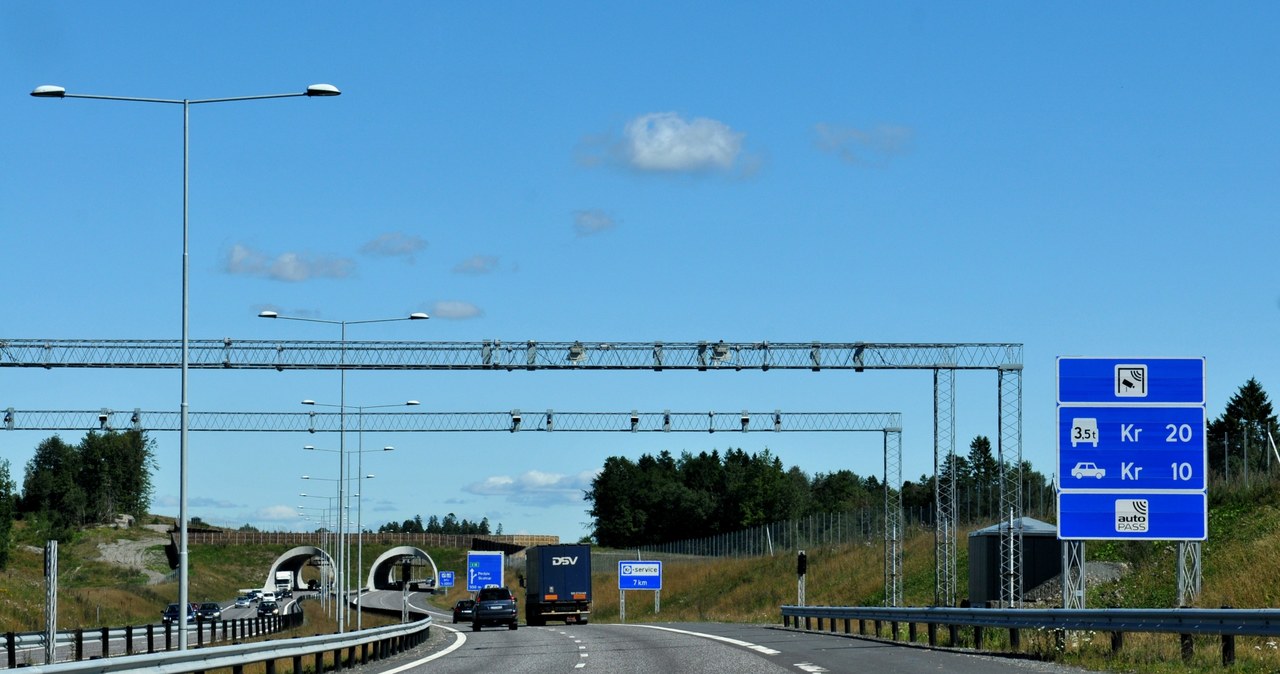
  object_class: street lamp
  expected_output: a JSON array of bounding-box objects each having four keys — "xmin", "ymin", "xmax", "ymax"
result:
[
  {"xmin": 259, "ymin": 311, "xmax": 424, "ymax": 632},
  {"xmin": 34, "ymin": 82, "xmax": 340, "ymax": 650},
  {"xmin": 304, "ymin": 415, "xmax": 405, "ymax": 631}
]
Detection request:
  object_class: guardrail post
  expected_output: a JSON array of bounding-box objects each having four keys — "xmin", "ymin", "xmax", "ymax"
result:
[
  {"xmin": 1180, "ymin": 633, "xmax": 1194, "ymax": 663},
  {"xmin": 5, "ymin": 631, "xmax": 14, "ymax": 667},
  {"xmin": 265, "ymin": 659, "xmax": 276, "ymax": 674},
  {"xmin": 147, "ymin": 624, "xmax": 154, "ymax": 653},
  {"xmin": 873, "ymin": 619, "xmax": 881, "ymax": 637},
  {"xmin": 333, "ymin": 646, "xmax": 343, "ymax": 670},
  {"xmin": 165, "ymin": 622, "xmax": 172, "ymax": 651},
  {"xmin": 75, "ymin": 628, "xmax": 84, "ymax": 660},
  {"xmin": 1222, "ymin": 633, "xmax": 1235, "ymax": 666},
  {"xmin": 313, "ymin": 650, "xmax": 323, "ymax": 673},
  {"xmin": 1054, "ymin": 629, "xmax": 1065, "ymax": 653},
  {"xmin": 908, "ymin": 622, "xmax": 917, "ymax": 643},
  {"xmin": 232, "ymin": 665, "xmax": 244, "ymax": 674},
  {"xmin": 1009, "ymin": 627, "xmax": 1020, "ymax": 651},
  {"xmin": 126, "ymin": 625, "xmax": 134, "ymax": 655},
  {"xmin": 197, "ymin": 618, "xmax": 204, "ymax": 648},
  {"xmin": 927, "ymin": 622, "xmax": 937, "ymax": 646},
  {"xmin": 844, "ymin": 618, "xmax": 851, "ymax": 634},
  {"xmin": 948, "ymin": 623, "xmax": 957, "ymax": 647},
  {"xmin": 973, "ymin": 625, "xmax": 984, "ymax": 650},
  {"xmin": 1111, "ymin": 631, "xmax": 1123, "ymax": 654},
  {"xmin": 361, "ymin": 642, "xmax": 370, "ymax": 665},
  {"xmin": 293, "ymin": 654, "xmax": 303, "ymax": 673},
  {"xmin": 804, "ymin": 616, "xmax": 812, "ymax": 630},
  {"xmin": 100, "ymin": 626, "xmax": 109, "ymax": 658}
]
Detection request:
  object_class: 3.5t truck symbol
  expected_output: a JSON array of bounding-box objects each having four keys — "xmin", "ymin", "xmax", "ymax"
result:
[{"xmin": 1071, "ymin": 418, "xmax": 1099, "ymax": 447}]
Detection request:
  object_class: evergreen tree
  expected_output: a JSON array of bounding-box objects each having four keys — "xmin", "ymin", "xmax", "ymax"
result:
[
  {"xmin": 21, "ymin": 436, "xmax": 85, "ymax": 540},
  {"xmin": 1208, "ymin": 378, "xmax": 1278, "ymax": 479}
]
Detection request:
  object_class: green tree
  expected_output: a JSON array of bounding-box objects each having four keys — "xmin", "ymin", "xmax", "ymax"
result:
[
  {"xmin": 21, "ymin": 436, "xmax": 85, "ymax": 540},
  {"xmin": 0, "ymin": 460, "xmax": 15, "ymax": 568},
  {"xmin": 967, "ymin": 436, "xmax": 998, "ymax": 520},
  {"xmin": 1208, "ymin": 378, "xmax": 1278, "ymax": 480}
]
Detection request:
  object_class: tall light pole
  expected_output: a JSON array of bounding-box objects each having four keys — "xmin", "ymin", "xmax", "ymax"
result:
[
  {"xmin": 302, "ymin": 469, "xmax": 377, "ymax": 626},
  {"xmin": 33, "ymin": 83, "xmax": 340, "ymax": 650},
  {"xmin": 304, "ymin": 400, "xmax": 410, "ymax": 630},
  {"xmin": 260, "ymin": 311, "xmax": 425, "ymax": 632}
]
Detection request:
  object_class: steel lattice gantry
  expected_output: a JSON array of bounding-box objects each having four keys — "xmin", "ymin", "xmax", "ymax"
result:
[
  {"xmin": 1, "ymin": 338, "xmax": 1023, "ymax": 605},
  {"xmin": 0, "ymin": 339, "xmax": 1021, "ymax": 372}
]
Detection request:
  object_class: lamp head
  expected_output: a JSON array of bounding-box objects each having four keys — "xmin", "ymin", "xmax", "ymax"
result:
[
  {"xmin": 302, "ymin": 400, "xmax": 316, "ymax": 405},
  {"xmin": 305, "ymin": 84, "xmax": 341, "ymax": 97},
  {"xmin": 31, "ymin": 85, "xmax": 66, "ymax": 98},
  {"xmin": 258, "ymin": 310, "xmax": 279, "ymax": 318},
  {"xmin": 406, "ymin": 400, "xmax": 420, "ymax": 406},
  {"xmin": 409, "ymin": 312, "xmax": 429, "ymax": 320},
  {"xmin": 383, "ymin": 446, "xmax": 395, "ymax": 451}
]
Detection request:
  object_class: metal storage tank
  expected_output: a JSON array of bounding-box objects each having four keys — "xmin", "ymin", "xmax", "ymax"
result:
[{"xmin": 966, "ymin": 517, "xmax": 1060, "ymax": 606}]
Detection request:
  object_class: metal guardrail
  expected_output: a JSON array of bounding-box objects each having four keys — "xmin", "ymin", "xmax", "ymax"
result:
[
  {"xmin": 18, "ymin": 617, "xmax": 431, "ymax": 674},
  {"xmin": 2, "ymin": 613, "xmax": 302, "ymax": 668},
  {"xmin": 781, "ymin": 605, "xmax": 1280, "ymax": 666}
]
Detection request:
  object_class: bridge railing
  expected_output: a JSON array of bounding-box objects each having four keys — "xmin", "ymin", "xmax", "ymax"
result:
[{"xmin": 781, "ymin": 605, "xmax": 1280, "ymax": 666}]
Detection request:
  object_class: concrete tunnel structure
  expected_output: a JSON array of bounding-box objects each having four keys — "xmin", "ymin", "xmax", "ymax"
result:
[
  {"xmin": 366, "ymin": 546, "xmax": 440, "ymax": 591},
  {"xmin": 262, "ymin": 545, "xmax": 438, "ymax": 595},
  {"xmin": 263, "ymin": 545, "xmax": 335, "ymax": 593}
]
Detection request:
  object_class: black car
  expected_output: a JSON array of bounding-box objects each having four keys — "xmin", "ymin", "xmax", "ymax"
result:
[
  {"xmin": 257, "ymin": 600, "xmax": 280, "ymax": 617},
  {"xmin": 196, "ymin": 602, "xmax": 222, "ymax": 621},
  {"xmin": 162, "ymin": 602, "xmax": 195, "ymax": 625},
  {"xmin": 452, "ymin": 599, "xmax": 475, "ymax": 623},
  {"xmin": 471, "ymin": 587, "xmax": 517, "ymax": 631}
]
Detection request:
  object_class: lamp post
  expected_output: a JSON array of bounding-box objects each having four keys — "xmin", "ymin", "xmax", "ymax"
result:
[
  {"xmin": 303, "ymin": 472, "xmax": 372, "ymax": 625},
  {"xmin": 303, "ymin": 400, "xmax": 413, "ymax": 629},
  {"xmin": 34, "ymin": 82, "xmax": 340, "ymax": 650},
  {"xmin": 259, "ymin": 311, "xmax": 426, "ymax": 632}
]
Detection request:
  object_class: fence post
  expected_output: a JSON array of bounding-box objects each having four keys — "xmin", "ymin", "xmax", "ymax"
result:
[
  {"xmin": 126, "ymin": 625, "xmax": 134, "ymax": 655},
  {"xmin": 1111, "ymin": 631, "xmax": 1124, "ymax": 654},
  {"xmin": 1180, "ymin": 633, "xmax": 1194, "ymax": 663},
  {"xmin": 147, "ymin": 624, "xmax": 154, "ymax": 653},
  {"xmin": 5, "ymin": 631, "xmax": 14, "ymax": 668},
  {"xmin": 75, "ymin": 628, "xmax": 84, "ymax": 660},
  {"xmin": 100, "ymin": 626, "xmax": 109, "ymax": 659}
]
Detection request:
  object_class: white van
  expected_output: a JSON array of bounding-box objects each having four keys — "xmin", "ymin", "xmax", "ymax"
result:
[{"xmin": 260, "ymin": 591, "xmax": 277, "ymax": 603}]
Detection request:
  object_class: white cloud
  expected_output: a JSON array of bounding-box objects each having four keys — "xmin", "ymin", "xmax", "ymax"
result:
[
  {"xmin": 361, "ymin": 232, "xmax": 427, "ymax": 263},
  {"xmin": 573, "ymin": 210, "xmax": 616, "ymax": 236},
  {"xmin": 253, "ymin": 505, "xmax": 300, "ymax": 521},
  {"xmin": 463, "ymin": 469, "xmax": 596, "ymax": 507},
  {"xmin": 813, "ymin": 123, "xmax": 914, "ymax": 166},
  {"xmin": 430, "ymin": 301, "xmax": 484, "ymax": 319},
  {"xmin": 624, "ymin": 112, "xmax": 744, "ymax": 172},
  {"xmin": 453, "ymin": 255, "xmax": 499, "ymax": 274},
  {"xmin": 225, "ymin": 244, "xmax": 354, "ymax": 282}
]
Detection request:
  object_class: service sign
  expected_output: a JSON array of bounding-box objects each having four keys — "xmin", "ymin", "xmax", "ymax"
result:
[
  {"xmin": 618, "ymin": 560, "xmax": 663, "ymax": 590},
  {"xmin": 438, "ymin": 571, "xmax": 455, "ymax": 588}
]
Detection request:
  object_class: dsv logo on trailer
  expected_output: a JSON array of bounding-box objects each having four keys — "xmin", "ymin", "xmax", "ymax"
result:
[
  {"xmin": 551, "ymin": 557, "xmax": 578, "ymax": 566},
  {"xmin": 1115, "ymin": 499, "xmax": 1149, "ymax": 533}
]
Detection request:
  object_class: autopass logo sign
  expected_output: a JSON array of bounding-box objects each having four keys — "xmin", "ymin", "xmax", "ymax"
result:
[{"xmin": 1115, "ymin": 499, "xmax": 1149, "ymax": 533}]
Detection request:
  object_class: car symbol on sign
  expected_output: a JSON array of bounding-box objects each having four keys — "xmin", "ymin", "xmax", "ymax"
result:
[
  {"xmin": 1072, "ymin": 462, "xmax": 1105, "ymax": 479},
  {"xmin": 1071, "ymin": 418, "xmax": 1099, "ymax": 447}
]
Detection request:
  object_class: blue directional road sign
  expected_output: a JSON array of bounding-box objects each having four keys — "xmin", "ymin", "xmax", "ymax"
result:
[
  {"xmin": 439, "ymin": 571, "xmax": 455, "ymax": 588},
  {"xmin": 1057, "ymin": 356, "xmax": 1206, "ymax": 542},
  {"xmin": 467, "ymin": 551, "xmax": 504, "ymax": 592},
  {"xmin": 1058, "ymin": 406, "xmax": 1207, "ymax": 491},
  {"xmin": 1058, "ymin": 492, "xmax": 1207, "ymax": 541},
  {"xmin": 618, "ymin": 560, "xmax": 663, "ymax": 590}
]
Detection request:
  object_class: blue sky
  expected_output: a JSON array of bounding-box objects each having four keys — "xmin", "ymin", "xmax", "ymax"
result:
[{"xmin": 3, "ymin": 3, "xmax": 1278, "ymax": 543}]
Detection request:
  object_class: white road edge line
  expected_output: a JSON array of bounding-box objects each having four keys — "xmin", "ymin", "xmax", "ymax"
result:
[
  {"xmin": 617, "ymin": 624, "xmax": 781, "ymax": 655},
  {"xmin": 380, "ymin": 618, "xmax": 468, "ymax": 674}
]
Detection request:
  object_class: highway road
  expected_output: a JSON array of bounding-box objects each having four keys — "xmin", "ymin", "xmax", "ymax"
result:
[{"xmin": 350, "ymin": 592, "xmax": 1086, "ymax": 674}]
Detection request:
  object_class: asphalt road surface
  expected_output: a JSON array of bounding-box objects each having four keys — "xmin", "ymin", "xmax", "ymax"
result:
[{"xmin": 354, "ymin": 595, "xmax": 1089, "ymax": 674}]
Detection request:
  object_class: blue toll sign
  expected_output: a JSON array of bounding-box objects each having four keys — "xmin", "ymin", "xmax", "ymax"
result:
[
  {"xmin": 439, "ymin": 571, "xmax": 455, "ymax": 588},
  {"xmin": 1056, "ymin": 356, "xmax": 1206, "ymax": 542},
  {"xmin": 1058, "ymin": 492, "xmax": 1207, "ymax": 541},
  {"xmin": 1058, "ymin": 406, "xmax": 1207, "ymax": 491}
]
